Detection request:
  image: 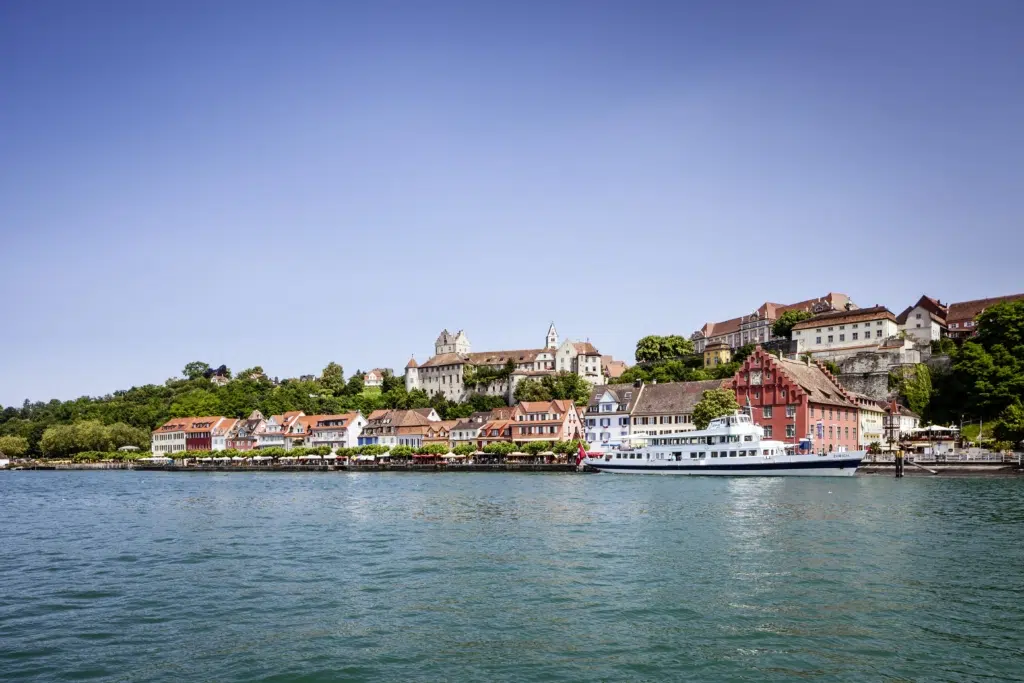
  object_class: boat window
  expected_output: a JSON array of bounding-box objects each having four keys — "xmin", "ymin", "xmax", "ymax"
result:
[
  {"xmin": 730, "ymin": 451, "xmax": 737, "ymax": 457},
  {"xmin": 744, "ymin": 435, "xmax": 753, "ymax": 442},
  {"xmin": 729, "ymin": 435, "xmax": 739, "ymax": 443},
  {"xmin": 711, "ymin": 451, "xmax": 718, "ymax": 458},
  {"xmin": 674, "ymin": 452, "xmax": 682, "ymax": 461},
  {"xmin": 719, "ymin": 436, "xmax": 728, "ymax": 444},
  {"xmin": 762, "ymin": 449, "xmax": 769, "ymax": 455},
  {"xmin": 690, "ymin": 452, "xmax": 698, "ymax": 459}
]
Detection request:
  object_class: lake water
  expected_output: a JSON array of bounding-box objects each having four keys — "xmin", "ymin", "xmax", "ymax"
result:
[{"xmin": 1, "ymin": 472, "xmax": 1022, "ymax": 682}]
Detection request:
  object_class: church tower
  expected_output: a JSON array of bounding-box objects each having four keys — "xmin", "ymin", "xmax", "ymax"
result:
[
  {"xmin": 546, "ymin": 322, "xmax": 559, "ymax": 350},
  {"xmin": 435, "ymin": 328, "xmax": 471, "ymax": 355}
]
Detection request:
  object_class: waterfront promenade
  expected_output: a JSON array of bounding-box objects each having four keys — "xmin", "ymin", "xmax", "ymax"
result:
[{"xmin": 7, "ymin": 456, "xmax": 1021, "ymax": 475}]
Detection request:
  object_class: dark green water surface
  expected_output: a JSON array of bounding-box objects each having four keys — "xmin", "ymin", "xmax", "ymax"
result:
[{"xmin": 1, "ymin": 472, "xmax": 1022, "ymax": 682}]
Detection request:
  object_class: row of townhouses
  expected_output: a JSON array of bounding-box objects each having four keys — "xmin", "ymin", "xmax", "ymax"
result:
[
  {"xmin": 151, "ymin": 411, "xmax": 367, "ymax": 455},
  {"xmin": 153, "ymin": 401, "xmax": 586, "ymax": 454},
  {"xmin": 584, "ymin": 347, "xmax": 920, "ymax": 453}
]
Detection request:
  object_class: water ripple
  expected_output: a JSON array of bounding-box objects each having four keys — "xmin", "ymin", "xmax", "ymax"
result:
[{"xmin": 0, "ymin": 472, "xmax": 1022, "ymax": 681}]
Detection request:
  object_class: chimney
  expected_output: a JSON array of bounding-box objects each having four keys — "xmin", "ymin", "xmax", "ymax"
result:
[{"xmin": 633, "ymin": 379, "xmax": 643, "ymax": 388}]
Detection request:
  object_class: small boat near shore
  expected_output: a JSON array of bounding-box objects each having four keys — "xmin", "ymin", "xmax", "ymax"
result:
[{"xmin": 583, "ymin": 411, "xmax": 862, "ymax": 477}]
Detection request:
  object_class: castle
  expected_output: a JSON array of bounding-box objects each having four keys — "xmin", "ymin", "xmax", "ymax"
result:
[{"xmin": 405, "ymin": 323, "xmax": 604, "ymax": 402}]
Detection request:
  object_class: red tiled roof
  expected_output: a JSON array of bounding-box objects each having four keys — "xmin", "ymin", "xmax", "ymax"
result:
[
  {"xmin": 770, "ymin": 356, "xmax": 857, "ymax": 408},
  {"xmin": 601, "ymin": 356, "xmax": 628, "ymax": 378},
  {"xmin": 697, "ymin": 294, "xmax": 853, "ymax": 339},
  {"xmin": 152, "ymin": 416, "xmax": 229, "ymax": 435},
  {"xmin": 572, "ymin": 342, "xmax": 601, "ymax": 355},
  {"xmin": 791, "ymin": 306, "xmax": 895, "ymax": 330},
  {"xmin": 947, "ymin": 293, "xmax": 1024, "ymax": 325}
]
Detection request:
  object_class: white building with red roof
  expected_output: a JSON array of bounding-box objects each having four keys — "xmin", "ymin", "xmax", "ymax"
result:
[{"xmin": 307, "ymin": 413, "xmax": 367, "ymax": 450}]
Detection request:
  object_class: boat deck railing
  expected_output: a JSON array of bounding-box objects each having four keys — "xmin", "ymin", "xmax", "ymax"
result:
[{"xmin": 865, "ymin": 452, "xmax": 1020, "ymax": 464}]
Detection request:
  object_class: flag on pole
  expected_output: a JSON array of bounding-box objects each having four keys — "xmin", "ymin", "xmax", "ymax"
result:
[{"xmin": 577, "ymin": 442, "xmax": 588, "ymax": 466}]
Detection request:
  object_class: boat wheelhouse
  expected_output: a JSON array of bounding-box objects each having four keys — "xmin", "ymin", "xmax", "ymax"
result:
[{"xmin": 584, "ymin": 411, "xmax": 862, "ymax": 476}]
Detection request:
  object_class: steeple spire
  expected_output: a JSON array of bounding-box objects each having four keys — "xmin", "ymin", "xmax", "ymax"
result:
[{"xmin": 546, "ymin": 322, "xmax": 559, "ymax": 349}]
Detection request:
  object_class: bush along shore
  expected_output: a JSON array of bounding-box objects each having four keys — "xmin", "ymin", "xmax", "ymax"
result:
[{"xmin": 5, "ymin": 440, "xmax": 592, "ymax": 472}]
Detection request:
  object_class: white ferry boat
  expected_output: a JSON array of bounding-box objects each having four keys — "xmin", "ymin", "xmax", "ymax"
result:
[{"xmin": 583, "ymin": 411, "xmax": 862, "ymax": 476}]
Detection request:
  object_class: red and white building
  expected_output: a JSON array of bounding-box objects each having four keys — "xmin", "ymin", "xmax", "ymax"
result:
[
  {"xmin": 731, "ymin": 348, "xmax": 861, "ymax": 452},
  {"xmin": 510, "ymin": 400, "xmax": 584, "ymax": 444},
  {"xmin": 307, "ymin": 413, "xmax": 366, "ymax": 450},
  {"xmin": 790, "ymin": 306, "xmax": 899, "ymax": 358},
  {"xmin": 897, "ymin": 292, "xmax": 1024, "ymax": 342},
  {"xmin": 152, "ymin": 416, "xmax": 234, "ymax": 455}
]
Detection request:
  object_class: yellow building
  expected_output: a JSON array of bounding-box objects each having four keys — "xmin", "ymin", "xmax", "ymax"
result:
[{"xmin": 703, "ymin": 341, "xmax": 732, "ymax": 368}]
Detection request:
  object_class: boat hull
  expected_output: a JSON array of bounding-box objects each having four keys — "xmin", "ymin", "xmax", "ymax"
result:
[{"xmin": 586, "ymin": 458, "xmax": 861, "ymax": 477}]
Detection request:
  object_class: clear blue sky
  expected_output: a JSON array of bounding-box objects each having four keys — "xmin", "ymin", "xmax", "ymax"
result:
[{"xmin": 2, "ymin": 0, "xmax": 1023, "ymax": 406}]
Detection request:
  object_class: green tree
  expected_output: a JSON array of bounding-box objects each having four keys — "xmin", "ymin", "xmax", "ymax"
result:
[
  {"xmin": 170, "ymin": 389, "xmax": 223, "ymax": 417},
  {"xmin": 0, "ymin": 435, "xmax": 28, "ymax": 457},
  {"xmin": 522, "ymin": 440, "xmax": 551, "ymax": 455},
  {"xmin": 406, "ymin": 389, "xmax": 431, "ymax": 409},
  {"xmin": 772, "ymin": 310, "xmax": 814, "ymax": 339},
  {"xmin": 692, "ymin": 389, "xmax": 740, "ymax": 429},
  {"xmin": 994, "ymin": 401, "xmax": 1024, "ymax": 446},
  {"xmin": 107, "ymin": 422, "xmax": 149, "ymax": 450},
  {"xmin": 444, "ymin": 402, "xmax": 477, "ymax": 420},
  {"xmin": 732, "ymin": 344, "xmax": 755, "ymax": 364},
  {"xmin": 635, "ymin": 335, "xmax": 694, "ymax": 363},
  {"xmin": 552, "ymin": 439, "xmax": 590, "ymax": 455},
  {"xmin": 453, "ymin": 443, "xmax": 477, "ymax": 456},
  {"xmin": 709, "ymin": 362, "xmax": 741, "ymax": 380},
  {"xmin": 513, "ymin": 378, "xmax": 550, "ymax": 402},
  {"xmin": 540, "ymin": 372, "xmax": 591, "ymax": 405},
  {"xmin": 343, "ymin": 373, "xmax": 366, "ymax": 396},
  {"xmin": 319, "ymin": 362, "xmax": 346, "ymax": 395},
  {"xmin": 39, "ymin": 420, "xmax": 113, "ymax": 456},
  {"xmin": 823, "ymin": 360, "xmax": 841, "ymax": 376},
  {"xmin": 237, "ymin": 366, "xmax": 267, "ymax": 381},
  {"xmin": 416, "ymin": 443, "xmax": 450, "ymax": 455},
  {"xmin": 381, "ymin": 370, "xmax": 405, "ymax": 393},
  {"xmin": 611, "ymin": 365, "xmax": 652, "ymax": 385},
  {"xmin": 890, "ymin": 364, "xmax": 932, "ymax": 416},
  {"xmin": 462, "ymin": 394, "xmax": 506, "ymax": 412},
  {"xmin": 389, "ymin": 445, "xmax": 415, "ymax": 458},
  {"xmin": 483, "ymin": 441, "xmax": 516, "ymax": 456},
  {"xmin": 975, "ymin": 300, "xmax": 1024, "ymax": 351},
  {"xmin": 183, "ymin": 361, "xmax": 210, "ymax": 380}
]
